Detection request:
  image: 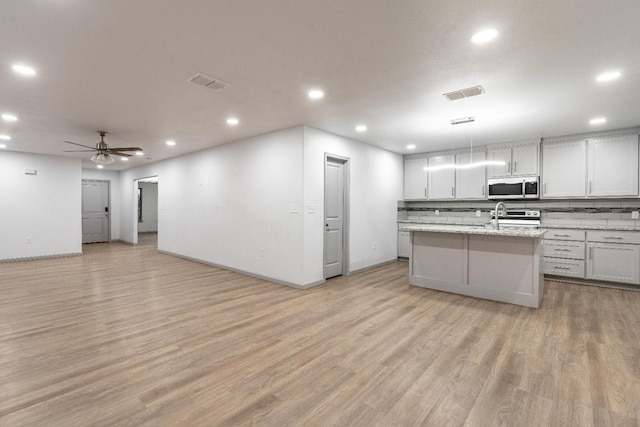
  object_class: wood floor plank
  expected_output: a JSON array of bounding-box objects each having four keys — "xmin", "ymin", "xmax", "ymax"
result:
[{"xmin": 2, "ymin": 237, "xmax": 640, "ymax": 426}]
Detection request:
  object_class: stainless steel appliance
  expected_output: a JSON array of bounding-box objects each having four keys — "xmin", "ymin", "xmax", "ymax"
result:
[
  {"xmin": 487, "ymin": 176, "xmax": 539, "ymax": 200},
  {"xmin": 490, "ymin": 209, "xmax": 541, "ymax": 228}
]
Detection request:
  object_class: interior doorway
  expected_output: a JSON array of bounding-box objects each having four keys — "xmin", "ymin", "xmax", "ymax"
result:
[
  {"xmin": 134, "ymin": 176, "xmax": 158, "ymax": 247},
  {"xmin": 82, "ymin": 179, "xmax": 110, "ymax": 243},
  {"xmin": 324, "ymin": 154, "xmax": 350, "ymax": 279}
]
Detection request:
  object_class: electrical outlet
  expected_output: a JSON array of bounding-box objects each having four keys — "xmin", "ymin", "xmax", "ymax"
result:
[
  {"xmin": 476, "ymin": 210, "xmax": 481, "ymax": 217},
  {"xmin": 633, "ymin": 211, "xmax": 639, "ymax": 219},
  {"xmin": 435, "ymin": 210, "xmax": 440, "ymax": 216}
]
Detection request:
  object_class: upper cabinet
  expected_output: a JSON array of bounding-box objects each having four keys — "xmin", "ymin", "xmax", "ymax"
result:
[
  {"xmin": 427, "ymin": 154, "xmax": 455, "ymax": 200},
  {"xmin": 588, "ymin": 135, "xmax": 638, "ymax": 197},
  {"xmin": 542, "ymin": 134, "xmax": 638, "ymax": 198},
  {"xmin": 403, "ymin": 155, "xmax": 428, "ymax": 199},
  {"xmin": 487, "ymin": 142, "xmax": 539, "ymax": 178},
  {"xmin": 456, "ymin": 150, "xmax": 487, "ymax": 199},
  {"xmin": 542, "ymin": 140, "xmax": 587, "ymax": 198}
]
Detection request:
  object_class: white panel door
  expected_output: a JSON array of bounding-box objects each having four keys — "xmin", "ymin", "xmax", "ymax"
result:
[
  {"xmin": 324, "ymin": 158, "xmax": 345, "ymax": 279},
  {"xmin": 511, "ymin": 144, "xmax": 539, "ymax": 176},
  {"xmin": 456, "ymin": 151, "xmax": 486, "ymax": 199},
  {"xmin": 587, "ymin": 242, "xmax": 640, "ymax": 285},
  {"xmin": 486, "ymin": 147, "xmax": 512, "ymax": 178},
  {"xmin": 427, "ymin": 154, "xmax": 455, "ymax": 199},
  {"xmin": 82, "ymin": 180, "xmax": 110, "ymax": 243},
  {"xmin": 588, "ymin": 135, "xmax": 639, "ymax": 197},
  {"xmin": 542, "ymin": 140, "xmax": 586, "ymax": 198},
  {"xmin": 404, "ymin": 156, "xmax": 428, "ymax": 199}
]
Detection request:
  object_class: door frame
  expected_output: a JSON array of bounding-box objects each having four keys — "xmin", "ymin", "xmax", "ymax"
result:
[
  {"xmin": 81, "ymin": 179, "xmax": 111, "ymax": 243},
  {"xmin": 133, "ymin": 176, "xmax": 159, "ymax": 245},
  {"xmin": 323, "ymin": 153, "xmax": 350, "ymax": 278}
]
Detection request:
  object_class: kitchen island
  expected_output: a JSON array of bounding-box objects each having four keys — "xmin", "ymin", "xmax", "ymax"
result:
[{"xmin": 401, "ymin": 224, "xmax": 546, "ymax": 308}]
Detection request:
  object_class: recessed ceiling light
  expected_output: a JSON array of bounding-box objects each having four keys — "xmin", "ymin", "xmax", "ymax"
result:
[
  {"xmin": 135, "ymin": 151, "xmax": 144, "ymax": 156},
  {"xmin": 12, "ymin": 64, "xmax": 36, "ymax": 76},
  {"xmin": 0, "ymin": 134, "xmax": 11, "ymax": 140},
  {"xmin": 121, "ymin": 157, "xmax": 128, "ymax": 161},
  {"xmin": 227, "ymin": 117, "xmax": 239, "ymax": 126},
  {"xmin": 355, "ymin": 124, "xmax": 367, "ymax": 132},
  {"xmin": 0, "ymin": 144, "xmax": 6, "ymax": 149},
  {"xmin": 407, "ymin": 144, "xmax": 416, "ymax": 150},
  {"xmin": 471, "ymin": 28, "xmax": 499, "ymax": 44},
  {"xmin": 596, "ymin": 71, "xmax": 621, "ymax": 82},
  {"xmin": 308, "ymin": 89, "xmax": 324, "ymax": 100},
  {"xmin": 166, "ymin": 140, "xmax": 176, "ymax": 146},
  {"xmin": 97, "ymin": 165, "xmax": 104, "ymax": 169},
  {"xmin": 1, "ymin": 114, "xmax": 17, "ymax": 122},
  {"xmin": 590, "ymin": 117, "xmax": 607, "ymax": 125}
]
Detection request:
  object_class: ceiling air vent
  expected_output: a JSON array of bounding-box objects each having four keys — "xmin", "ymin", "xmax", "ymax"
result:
[
  {"xmin": 188, "ymin": 72, "xmax": 231, "ymax": 91},
  {"xmin": 443, "ymin": 85, "xmax": 485, "ymax": 101}
]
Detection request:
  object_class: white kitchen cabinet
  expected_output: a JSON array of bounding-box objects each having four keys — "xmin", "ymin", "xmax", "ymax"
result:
[
  {"xmin": 542, "ymin": 229, "xmax": 586, "ymax": 279},
  {"xmin": 427, "ymin": 154, "xmax": 455, "ymax": 200},
  {"xmin": 398, "ymin": 230, "xmax": 411, "ymax": 258},
  {"xmin": 404, "ymin": 155, "xmax": 428, "ymax": 199},
  {"xmin": 487, "ymin": 142, "xmax": 539, "ymax": 178},
  {"xmin": 542, "ymin": 140, "xmax": 587, "ymax": 198},
  {"xmin": 456, "ymin": 151, "xmax": 487, "ymax": 199},
  {"xmin": 587, "ymin": 135, "xmax": 639, "ymax": 197},
  {"xmin": 587, "ymin": 242, "xmax": 640, "ymax": 285}
]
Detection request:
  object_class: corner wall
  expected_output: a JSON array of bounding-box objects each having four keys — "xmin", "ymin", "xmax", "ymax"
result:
[
  {"xmin": 0, "ymin": 152, "xmax": 82, "ymax": 260},
  {"xmin": 302, "ymin": 127, "xmax": 404, "ymax": 285}
]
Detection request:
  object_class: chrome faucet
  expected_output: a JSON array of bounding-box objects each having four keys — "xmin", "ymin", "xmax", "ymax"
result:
[{"xmin": 492, "ymin": 201, "xmax": 507, "ymax": 230}]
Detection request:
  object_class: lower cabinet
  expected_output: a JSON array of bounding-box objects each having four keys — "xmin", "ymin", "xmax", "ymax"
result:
[
  {"xmin": 398, "ymin": 230, "xmax": 411, "ymax": 258},
  {"xmin": 544, "ymin": 229, "xmax": 640, "ymax": 285},
  {"xmin": 543, "ymin": 229, "xmax": 586, "ymax": 278},
  {"xmin": 586, "ymin": 231, "xmax": 640, "ymax": 285}
]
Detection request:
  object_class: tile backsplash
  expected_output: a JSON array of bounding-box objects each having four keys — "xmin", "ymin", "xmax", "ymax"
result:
[{"xmin": 398, "ymin": 199, "xmax": 640, "ymax": 227}]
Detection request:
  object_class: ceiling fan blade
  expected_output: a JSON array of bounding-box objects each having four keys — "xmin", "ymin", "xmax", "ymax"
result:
[
  {"xmin": 63, "ymin": 150, "xmax": 95, "ymax": 152},
  {"xmin": 108, "ymin": 147, "xmax": 143, "ymax": 151},
  {"xmin": 63, "ymin": 140, "xmax": 95, "ymax": 149},
  {"xmin": 108, "ymin": 151, "xmax": 132, "ymax": 157}
]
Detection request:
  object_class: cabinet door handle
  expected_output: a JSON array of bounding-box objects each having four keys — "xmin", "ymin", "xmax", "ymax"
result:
[
  {"xmin": 452, "ymin": 187, "xmax": 455, "ymax": 197},
  {"xmin": 544, "ymin": 183, "xmax": 547, "ymax": 195},
  {"xmin": 553, "ymin": 248, "xmax": 571, "ymax": 252},
  {"xmin": 589, "ymin": 247, "xmax": 593, "ymax": 259},
  {"xmin": 424, "ymin": 188, "xmax": 427, "ymax": 198},
  {"xmin": 554, "ymin": 266, "xmax": 571, "ymax": 270},
  {"xmin": 589, "ymin": 180, "xmax": 592, "ymax": 194},
  {"xmin": 482, "ymin": 184, "xmax": 485, "ymax": 196},
  {"xmin": 514, "ymin": 161, "xmax": 517, "ymax": 173},
  {"xmin": 554, "ymin": 234, "xmax": 570, "ymax": 237},
  {"xmin": 508, "ymin": 161, "xmax": 511, "ymax": 174},
  {"xmin": 603, "ymin": 236, "xmax": 623, "ymax": 240}
]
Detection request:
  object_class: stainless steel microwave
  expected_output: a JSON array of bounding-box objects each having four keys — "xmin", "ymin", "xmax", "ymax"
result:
[{"xmin": 487, "ymin": 176, "xmax": 539, "ymax": 200}]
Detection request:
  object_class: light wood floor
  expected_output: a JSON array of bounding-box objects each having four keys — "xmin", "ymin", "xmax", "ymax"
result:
[{"xmin": 1, "ymin": 238, "xmax": 640, "ymax": 427}]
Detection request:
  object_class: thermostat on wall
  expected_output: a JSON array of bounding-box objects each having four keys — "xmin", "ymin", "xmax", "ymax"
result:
[{"xmin": 24, "ymin": 169, "xmax": 37, "ymax": 175}]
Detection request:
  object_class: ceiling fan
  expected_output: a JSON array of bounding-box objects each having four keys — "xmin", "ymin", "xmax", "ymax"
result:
[{"xmin": 63, "ymin": 131, "xmax": 142, "ymax": 164}]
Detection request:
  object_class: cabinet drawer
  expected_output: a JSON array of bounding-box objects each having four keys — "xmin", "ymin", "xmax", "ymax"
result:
[
  {"xmin": 544, "ymin": 229, "xmax": 585, "ymax": 241},
  {"xmin": 587, "ymin": 230, "xmax": 640, "ymax": 245},
  {"xmin": 544, "ymin": 259, "xmax": 585, "ymax": 278},
  {"xmin": 543, "ymin": 241, "xmax": 585, "ymax": 259}
]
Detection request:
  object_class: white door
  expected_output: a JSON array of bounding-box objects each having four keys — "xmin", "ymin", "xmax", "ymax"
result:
[
  {"xmin": 542, "ymin": 140, "xmax": 586, "ymax": 198},
  {"xmin": 427, "ymin": 154, "xmax": 455, "ymax": 199},
  {"xmin": 588, "ymin": 135, "xmax": 639, "ymax": 197},
  {"xmin": 456, "ymin": 151, "xmax": 486, "ymax": 199},
  {"xmin": 82, "ymin": 180, "xmax": 110, "ymax": 243},
  {"xmin": 511, "ymin": 144, "xmax": 539, "ymax": 176},
  {"xmin": 486, "ymin": 147, "xmax": 512, "ymax": 178},
  {"xmin": 404, "ymin": 155, "xmax": 428, "ymax": 199},
  {"xmin": 587, "ymin": 242, "xmax": 640, "ymax": 285},
  {"xmin": 324, "ymin": 157, "xmax": 347, "ymax": 279}
]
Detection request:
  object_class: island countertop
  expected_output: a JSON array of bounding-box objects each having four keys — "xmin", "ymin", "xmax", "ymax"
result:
[{"xmin": 400, "ymin": 223, "xmax": 546, "ymax": 238}]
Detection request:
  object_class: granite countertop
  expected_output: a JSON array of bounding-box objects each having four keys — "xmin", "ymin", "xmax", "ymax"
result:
[
  {"xmin": 400, "ymin": 223, "xmax": 546, "ymax": 238},
  {"xmin": 398, "ymin": 220, "xmax": 640, "ymax": 232}
]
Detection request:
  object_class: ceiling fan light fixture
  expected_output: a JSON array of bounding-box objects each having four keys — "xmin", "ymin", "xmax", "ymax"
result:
[{"xmin": 91, "ymin": 153, "xmax": 115, "ymax": 164}]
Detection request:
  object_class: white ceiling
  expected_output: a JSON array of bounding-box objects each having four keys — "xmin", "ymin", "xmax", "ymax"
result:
[{"xmin": 1, "ymin": 0, "xmax": 639, "ymax": 170}]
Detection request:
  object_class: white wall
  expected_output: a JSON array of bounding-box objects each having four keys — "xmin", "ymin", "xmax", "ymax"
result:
[
  {"xmin": 81, "ymin": 168, "xmax": 122, "ymax": 240},
  {"xmin": 119, "ymin": 127, "xmax": 306, "ymax": 285},
  {"xmin": 302, "ymin": 127, "xmax": 404, "ymax": 285},
  {"xmin": 137, "ymin": 182, "xmax": 158, "ymax": 232},
  {"xmin": 0, "ymin": 152, "xmax": 82, "ymax": 260}
]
